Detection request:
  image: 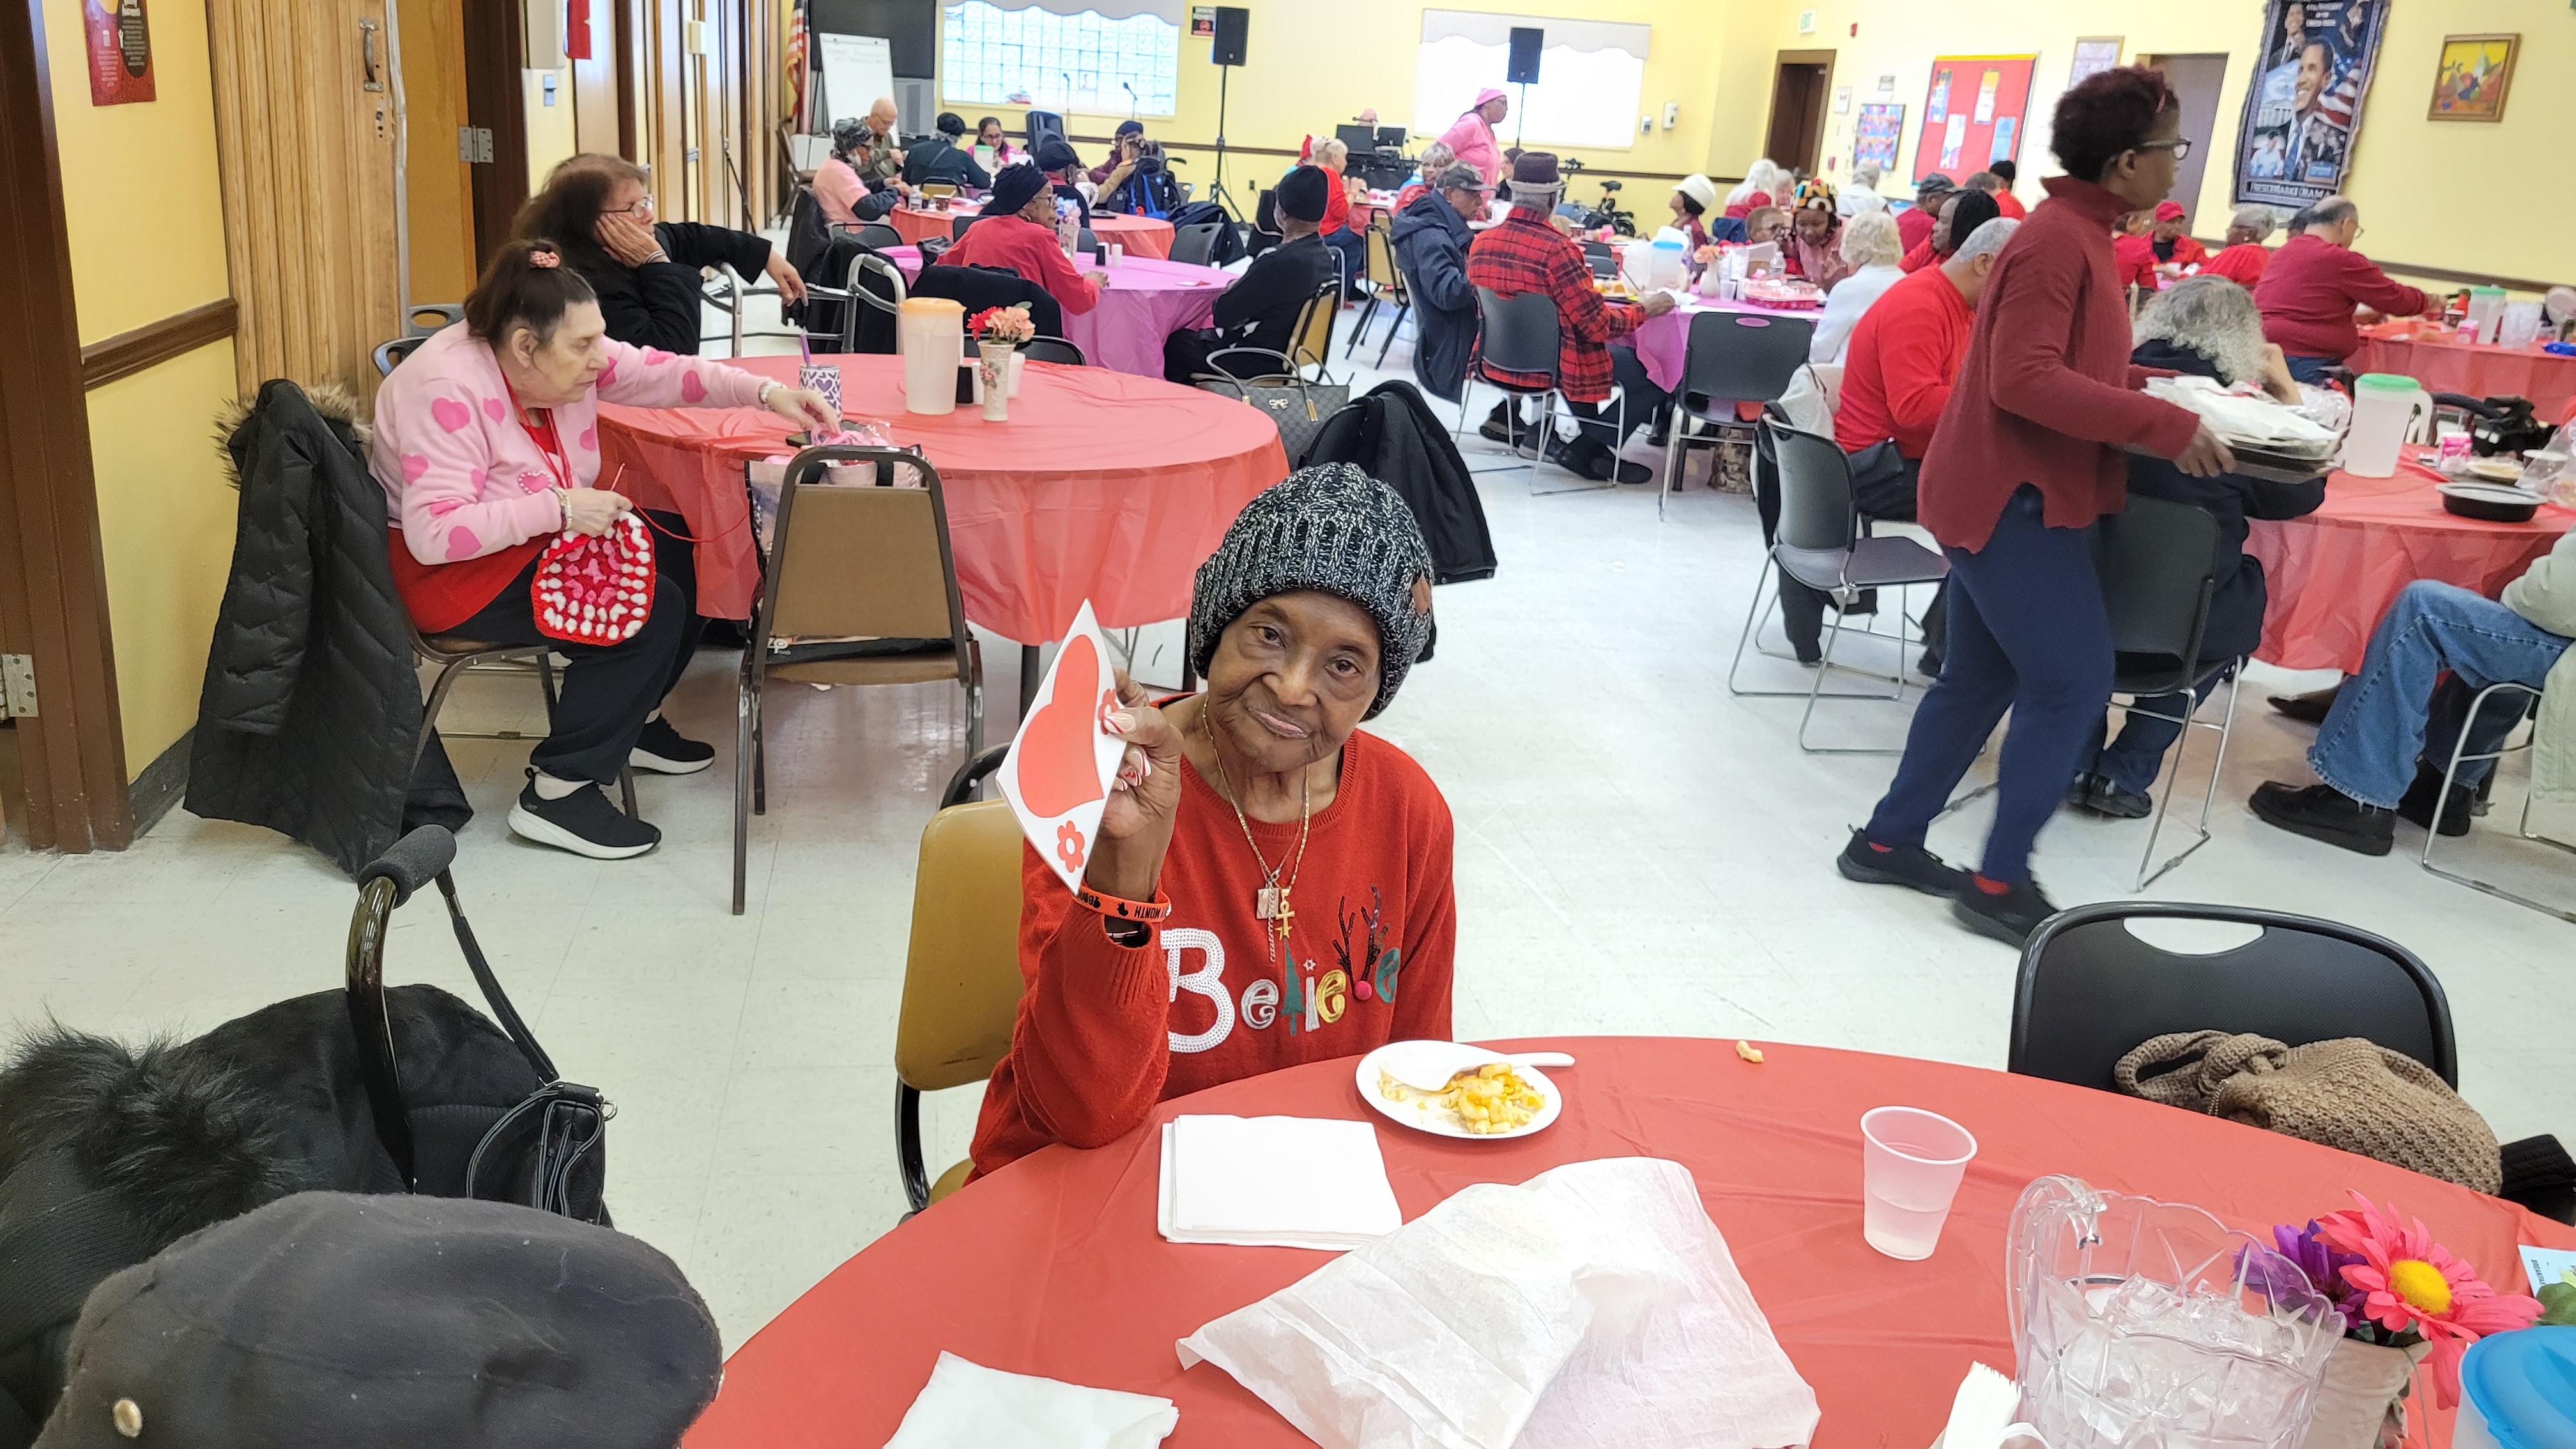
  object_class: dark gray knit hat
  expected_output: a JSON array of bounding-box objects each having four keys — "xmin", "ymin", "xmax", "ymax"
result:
[{"xmin": 1188, "ymin": 464, "xmax": 1434, "ymax": 719}]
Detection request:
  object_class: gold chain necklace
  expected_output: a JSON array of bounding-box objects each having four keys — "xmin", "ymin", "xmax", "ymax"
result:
[{"xmin": 1202, "ymin": 707, "xmax": 1310, "ymax": 963}]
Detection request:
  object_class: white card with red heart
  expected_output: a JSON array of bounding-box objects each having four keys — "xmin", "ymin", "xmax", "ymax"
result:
[{"xmin": 997, "ymin": 600, "xmax": 1124, "ymax": 896}]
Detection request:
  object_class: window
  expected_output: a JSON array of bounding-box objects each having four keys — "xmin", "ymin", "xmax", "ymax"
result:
[
  {"xmin": 940, "ymin": 0, "xmax": 1179, "ymax": 118},
  {"xmin": 1412, "ymin": 11, "xmax": 1651, "ymax": 152}
]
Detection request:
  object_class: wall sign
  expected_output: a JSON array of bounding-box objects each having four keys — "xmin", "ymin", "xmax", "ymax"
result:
[
  {"xmin": 1912, "ymin": 54, "xmax": 2032, "ymax": 181},
  {"xmin": 1853, "ymin": 102, "xmax": 1903, "ymax": 174},
  {"xmin": 84, "ymin": 0, "xmax": 155, "ymax": 105},
  {"xmin": 1190, "ymin": 5, "xmax": 1214, "ymax": 38}
]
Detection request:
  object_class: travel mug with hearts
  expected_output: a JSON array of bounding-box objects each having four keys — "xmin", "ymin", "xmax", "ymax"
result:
[{"xmin": 799, "ymin": 364, "xmax": 841, "ymax": 419}]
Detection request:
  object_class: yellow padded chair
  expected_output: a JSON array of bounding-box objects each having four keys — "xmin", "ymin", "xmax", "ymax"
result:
[{"xmin": 894, "ymin": 747, "xmax": 1025, "ymax": 1212}]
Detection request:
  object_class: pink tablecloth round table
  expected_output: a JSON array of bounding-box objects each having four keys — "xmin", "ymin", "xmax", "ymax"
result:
[
  {"xmin": 876, "ymin": 250, "xmax": 1231, "ymax": 378},
  {"xmin": 1625, "ymin": 295, "xmax": 1823, "ymax": 394},
  {"xmin": 2352, "ymin": 321, "xmax": 2576, "ymax": 425}
]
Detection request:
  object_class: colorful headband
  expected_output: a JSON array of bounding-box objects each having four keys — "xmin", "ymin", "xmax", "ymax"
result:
[{"xmin": 529, "ymin": 250, "xmax": 561, "ymax": 269}]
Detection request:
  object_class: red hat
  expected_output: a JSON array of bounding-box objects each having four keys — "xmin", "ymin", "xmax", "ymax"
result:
[{"xmin": 2153, "ymin": 199, "xmax": 2187, "ymax": 222}]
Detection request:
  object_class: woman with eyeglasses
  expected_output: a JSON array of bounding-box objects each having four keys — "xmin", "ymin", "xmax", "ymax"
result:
[
  {"xmin": 518, "ymin": 154, "xmax": 806, "ymax": 356},
  {"xmin": 1836, "ymin": 65, "xmax": 2234, "ymax": 946}
]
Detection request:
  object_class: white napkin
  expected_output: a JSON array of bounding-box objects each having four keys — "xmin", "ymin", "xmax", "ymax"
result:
[
  {"xmin": 1176, "ymin": 1158, "xmax": 1821, "ymax": 1449},
  {"xmin": 2145, "ymin": 374, "xmax": 2341, "ymax": 457},
  {"xmin": 884, "ymin": 1351, "xmax": 1177, "ymax": 1449},
  {"xmin": 1158, "ymin": 1115, "xmax": 1404, "ymax": 1249}
]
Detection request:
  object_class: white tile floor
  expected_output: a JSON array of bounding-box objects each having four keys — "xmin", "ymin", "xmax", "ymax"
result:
[{"xmin": 4, "ymin": 293, "xmax": 2572, "ymax": 1353}]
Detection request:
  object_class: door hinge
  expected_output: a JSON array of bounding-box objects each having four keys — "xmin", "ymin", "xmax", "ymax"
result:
[
  {"xmin": 459, "ymin": 126, "xmax": 494, "ymax": 164},
  {"xmin": 1, "ymin": 654, "xmax": 35, "ymax": 718}
]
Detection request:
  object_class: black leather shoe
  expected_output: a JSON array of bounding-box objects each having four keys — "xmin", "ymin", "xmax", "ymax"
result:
[
  {"xmin": 2267, "ymin": 683, "xmax": 2343, "ymax": 724},
  {"xmin": 1836, "ymin": 829, "xmax": 1970, "ymax": 898},
  {"xmin": 1951, "ymin": 876, "xmax": 2061, "ymax": 947},
  {"xmin": 2081, "ymin": 774, "xmax": 2154, "ymax": 819},
  {"xmin": 2249, "ymin": 781, "xmax": 2394, "ymax": 855},
  {"xmin": 2396, "ymin": 764, "xmax": 2475, "ymax": 838}
]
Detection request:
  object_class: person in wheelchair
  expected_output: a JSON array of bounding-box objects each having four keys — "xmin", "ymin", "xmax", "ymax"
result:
[
  {"xmin": 2251, "ymin": 526, "xmax": 2576, "ymax": 855},
  {"xmin": 1162, "ymin": 165, "xmax": 1336, "ymax": 383},
  {"xmin": 2068, "ymin": 275, "xmax": 2323, "ymax": 818},
  {"xmin": 969, "ymin": 466, "xmax": 1457, "ymax": 1176}
]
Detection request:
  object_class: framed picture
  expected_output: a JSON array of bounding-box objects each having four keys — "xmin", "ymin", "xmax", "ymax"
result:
[
  {"xmin": 2068, "ymin": 37, "xmax": 2122, "ymax": 87},
  {"xmin": 2428, "ymin": 33, "xmax": 2516, "ymax": 121}
]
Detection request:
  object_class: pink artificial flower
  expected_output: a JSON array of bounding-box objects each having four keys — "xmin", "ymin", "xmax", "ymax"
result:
[{"xmin": 2313, "ymin": 1192, "xmax": 2543, "ymax": 1408}]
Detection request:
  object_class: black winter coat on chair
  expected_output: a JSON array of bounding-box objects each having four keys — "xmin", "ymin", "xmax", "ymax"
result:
[{"xmin": 186, "ymin": 381, "xmax": 466, "ymax": 877}]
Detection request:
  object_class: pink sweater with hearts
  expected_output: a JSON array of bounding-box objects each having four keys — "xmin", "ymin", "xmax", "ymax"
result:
[{"xmin": 371, "ymin": 323, "xmax": 768, "ymax": 567}]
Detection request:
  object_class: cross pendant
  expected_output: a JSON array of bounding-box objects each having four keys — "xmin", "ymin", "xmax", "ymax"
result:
[{"xmin": 1274, "ymin": 894, "xmax": 1295, "ymax": 940}]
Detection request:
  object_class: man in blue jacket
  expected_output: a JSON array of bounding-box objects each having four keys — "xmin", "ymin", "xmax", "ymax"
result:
[{"xmin": 1388, "ymin": 164, "xmax": 1489, "ymax": 404}]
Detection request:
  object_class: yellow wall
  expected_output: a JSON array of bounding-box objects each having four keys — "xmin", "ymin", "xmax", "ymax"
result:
[
  {"xmin": 527, "ymin": 64, "xmax": 580, "ymax": 192},
  {"xmin": 937, "ymin": 0, "xmax": 1743, "ymax": 181},
  {"xmin": 42, "ymin": 0, "xmax": 243, "ymax": 777},
  {"xmin": 1708, "ymin": 0, "xmax": 2572, "ymax": 289}
]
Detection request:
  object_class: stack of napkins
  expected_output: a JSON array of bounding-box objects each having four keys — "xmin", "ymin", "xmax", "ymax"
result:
[
  {"xmin": 885, "ymin": 1352, "xmax": 1177, "ymax": 1449},
  {"xmin": 1176, "ymin": 1158, "xmax": 1822, "ymax": 1448},
  {"xmin": 2145, "ymin": 375, "xmax": 2340, "ymax": 457},
  {"xmin": 1158, "ymin": 1115, "xmax": 1404, "ymax": 1250}
]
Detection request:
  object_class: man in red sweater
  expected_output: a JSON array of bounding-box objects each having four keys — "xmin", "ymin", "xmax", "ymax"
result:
[
  {"xmin": 2255, "ymin": 196, "xmax": 2437, "ymax": 381},
  {"xmin": 934, "ymin": 162, "xmax": 1107, "ymax": 319},
  {"xmin": 970, "ymin": 466, "xmax": 1456, "ymax": 1177}
]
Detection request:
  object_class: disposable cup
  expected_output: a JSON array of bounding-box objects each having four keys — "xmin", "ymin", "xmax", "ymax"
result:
[
  {"xmin": 1860, "ymin": 1106, "xmax": 1977, "ymax": 1261},
  {"xmin": 1109, "ymin": 242, "xmax": 1124, "ymax": 267},
  {"xmin": 798, "ymin": 364, "xmax": 841, "ymax": 418}
]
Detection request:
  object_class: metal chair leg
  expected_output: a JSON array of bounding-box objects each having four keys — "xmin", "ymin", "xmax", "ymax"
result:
[
  {"xmin": 2133, "ymin": 666, "xmax": 2240, "ymax": 892},
  {"xmin": 1374, "ymin": 303, "xmax": 1408, "ymax": 367},
  {"xmin": 2419, "ymin": 682, "xmax": 2575, "ymax": 922},
  {"xmin": 619, "ymin": 768, "xmax": 638, "ymax": 819},
  {"xmin": 732, "ymin": 659, "xmax": 755, "ymax": 917},
  {"xmin": 1795, "ymin": 593, "xmax": 1910, "ymax": 755}
]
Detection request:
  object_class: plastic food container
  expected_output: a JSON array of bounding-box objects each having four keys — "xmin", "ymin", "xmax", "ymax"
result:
[{"xmin": 2453, "ymin": 1326, "xmax": 2576, "ymax": 1449}]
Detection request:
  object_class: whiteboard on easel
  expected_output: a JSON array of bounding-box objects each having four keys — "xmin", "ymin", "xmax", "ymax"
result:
[{"xmin": 816, "ymin": 33, "xmax": 894, "ymax": 132}]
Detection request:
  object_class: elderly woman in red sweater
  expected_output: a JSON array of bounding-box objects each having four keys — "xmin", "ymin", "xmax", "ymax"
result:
[
  {"xmin": 971, "ymin": 465, "xmax": 1456, "ymax": 1175},
  {"xmin": 1836, "ymin": 65, "xmax": 2232, "ymax": 946}
]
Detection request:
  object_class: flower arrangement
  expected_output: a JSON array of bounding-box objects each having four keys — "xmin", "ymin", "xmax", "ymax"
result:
[
  {"xmin": 2260, "ymin": 1192, "xmax": 2542, "ymax": 1409},
  {"xmin": 1694, "ymin": 244, "xmax": 1722, "ymax": 265},
  {"xmin": 967, "ymin": 303, "xmax": 1035, "ymax": 346}
]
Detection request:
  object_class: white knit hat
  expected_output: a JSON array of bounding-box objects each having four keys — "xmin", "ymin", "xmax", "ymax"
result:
[{"xmin": 1674, "ymin": 174, "xmax": 1719, "ymax": 212}]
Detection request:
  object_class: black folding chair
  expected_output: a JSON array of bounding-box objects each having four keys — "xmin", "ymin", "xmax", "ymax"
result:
[
  {"xmin": 853, "ymin": 221, "xmax": 905, "ymax": 252},
  {"xmin": 373, "ymin": 335, "xmax": 428, "ymax": 376},
  {"xmin": 1469, "ymin": 286, "xmax": 1621, "ymax": 497},
  {"xmin": 1170, "ymin": 221, "xmax": 1224, "ymax": 267},
  {"xmin": 1018, "ymin": 335, "xmax": 1084, "ymax": 365},
  {"xmin": 2011, "ymin": 901, "xmax": 2457, "ymax": 1092},
  {"xmin": 402, "ymin": 302, "xmax": 463, "ymax": 337},
  {"xmin": 1661, "ymin": 310, "xmax": 1815, "ymax": 519},
  {"xmin": 2092, "ymin": 496, "xmax": 2241, "ymax": 890},
  {"xmin": 1726, "ymin": 421, "xmax": 1947, "ymax": 750}
]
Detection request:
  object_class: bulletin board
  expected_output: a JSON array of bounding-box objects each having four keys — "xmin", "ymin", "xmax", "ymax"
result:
[{"xmin": 1911, "ymin": 54, "xmax": 2037, "ymax": 182}]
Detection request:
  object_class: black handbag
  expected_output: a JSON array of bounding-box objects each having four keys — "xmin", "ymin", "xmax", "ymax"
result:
[
  {"xmin": 1197, "ymin": 371, "xmax": 1349, "ymax": 461},
  {"xmin": 350, "ymin": 827, "xmax": 609, "ymax": 1222}
]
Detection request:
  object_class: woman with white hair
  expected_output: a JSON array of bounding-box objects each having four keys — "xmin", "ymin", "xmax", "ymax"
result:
[
  {"xmin": 2202, "ymin": 204, "xmax": 2280, "ymax": 288},
  {"xmin": 1838, "ymin": 162, "xmax": 1890, "ymax": 216},
  {"xmin": 2067, "ymin": 275, "xmax": 2321, "ymax": 816},
  {"xmin": 1394, "ymin": 140, "xmax": 1456, "ymax": 211},
  {"xmin": 1808, "ymin": 210, "xmax": 1907, "ymax": 362},
  {"xmin": 1724, "ymin": 158, "xmax": 1787, "ymax": 218}
]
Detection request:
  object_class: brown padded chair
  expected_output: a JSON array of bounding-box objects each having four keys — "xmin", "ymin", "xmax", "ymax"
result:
[
  {"xmin": 409, "ymin": 626, "xmax": 637, "ymax": 817},
  {"xmin": 895, "ymin": 746, "xmax": 1022, "ymax": 1212},
  {"xmin": 733, "ymin": 446, "xmax": 984, "ymax": 912}
]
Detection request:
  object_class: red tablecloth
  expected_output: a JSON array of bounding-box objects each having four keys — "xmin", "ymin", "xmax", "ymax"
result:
[
  {"xmin": 2245, "ymin": 461, "xmax": 2572, "ymax": 673},
  {"xmin": 597, "ymin": 354, "xmax": 1288, "ymax": 641},
  {"xmin": 888, "ymin": 202, "xmax": 977, "ymax": 247},
  {"xmin": 680, "ymin": 1038, "xmax": 2573, "ymax": 1449},
  {"xmin": 1089, "ymin": 211, "xmax": 1177, "ymax": 260},
  {"xmin": 2352, "ymin": 322, "xmax": 2576, "ymax": 425}
]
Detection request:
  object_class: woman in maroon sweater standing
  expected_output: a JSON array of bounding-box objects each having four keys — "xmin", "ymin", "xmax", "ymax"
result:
[{"xmin": 1836, "ymin": 66, "xmax": 2234, "ymax": 944}]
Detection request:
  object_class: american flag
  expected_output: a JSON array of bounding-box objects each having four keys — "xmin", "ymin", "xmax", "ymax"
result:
[{"xmin": 784, "ymin": 0, "xmax": 810, "ymax": 133}]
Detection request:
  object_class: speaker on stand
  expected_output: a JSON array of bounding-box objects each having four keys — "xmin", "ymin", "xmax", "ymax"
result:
[
  {"xmin": 1506, "ymin": 27, "xmax": 1542, "ymax": 148},
  {"xmin": 1207, "ymin": 6, "xmax": 1250, "ymax": 222}
]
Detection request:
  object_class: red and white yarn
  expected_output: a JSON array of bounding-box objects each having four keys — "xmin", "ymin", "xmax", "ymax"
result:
[{"xmin": 532, "ymin": 511, "xmax": 655, "ymax": 645}]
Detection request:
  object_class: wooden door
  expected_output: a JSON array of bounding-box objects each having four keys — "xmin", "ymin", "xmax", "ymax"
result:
[
  {"xmin": 1763, "ymin": 50, "xmax": 1837, "ymax": 176},
  {"xmin": 646, "ymin": 0, "xmax": 690, "ymax": 212},
  {"xmin": 207, "ymin": 0, "xmax": 404, "ymax": 397},
  {"xmin": 2141, "ymin": 54, "xmax": 2229, "ymax": 223},
  {"xmin": 461, "ymin": 0, "xmax": 532, "ymax": 269},
  {"xmin": 570, "ymin": 0, "xmax": 624, "ymax": 157},
  {"xmin": 397, "ymin": 0, "xmax": 479, "ymax": 307}
]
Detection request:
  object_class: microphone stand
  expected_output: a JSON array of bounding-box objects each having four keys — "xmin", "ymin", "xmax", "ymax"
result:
[{"xmin": 1208, "ymin": 60, "xmax": 1241, "ymax": 223}]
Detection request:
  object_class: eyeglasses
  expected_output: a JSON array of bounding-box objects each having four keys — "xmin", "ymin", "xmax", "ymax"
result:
[
  {"xmin": 2134, "ymin": 138, "xmax": 2195, "ymax": 162},
  {"xmin": 603, "ymin": 194, "xmax": 655, "ymax": 216}
]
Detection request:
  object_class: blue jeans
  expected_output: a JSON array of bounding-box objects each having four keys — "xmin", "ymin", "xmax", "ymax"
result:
[
  {"xmin": 2308, "ymin": 580, "xmax": 2570, "ymax": 807},
  {"xmin": 2283, "ymin": 353, "xmax": 2340, "ymax": 384},
  {"xmin": 2089, "ymin": 673, "xmax": 2227, "ymax": 796},
  {"xmin": 1867, "ymin": 486, "xmax": 2114, "ymax": 884},
  {"xmin": 1322, "ymin": 227, "xmax": 1367, "ymax": 296}
]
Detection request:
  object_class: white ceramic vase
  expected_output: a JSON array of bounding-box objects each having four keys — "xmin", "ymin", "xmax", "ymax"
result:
[
  {"xmin": 977, "ymin": 342, "xmax": 1011, "ymax": 421},
  {"xmin": 2299, "ymin": 1337, "xmax": 2433, "ymax": 1449}
]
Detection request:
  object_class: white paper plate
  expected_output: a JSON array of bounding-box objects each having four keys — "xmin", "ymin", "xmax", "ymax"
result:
[{"xmin": 1353, "ymin": 1041, "xmax": 1562, "ymax": 1140}]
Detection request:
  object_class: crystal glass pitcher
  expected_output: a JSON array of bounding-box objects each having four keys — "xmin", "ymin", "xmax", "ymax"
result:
[{"xmin": 2008, "ymin": 1176, "xmax": 2343, "ymax": 1448}]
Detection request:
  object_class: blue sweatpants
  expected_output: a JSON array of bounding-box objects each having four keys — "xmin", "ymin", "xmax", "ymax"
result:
[{"xmin": 1866, "ymin": 486, "xmax": 2114, "ymax": 885}]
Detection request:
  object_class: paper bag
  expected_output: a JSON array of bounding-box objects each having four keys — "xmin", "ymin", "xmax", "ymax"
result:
[{"xmin": 1177, "ymin": 1158, "xmax": 1821, "ymax": 1449}]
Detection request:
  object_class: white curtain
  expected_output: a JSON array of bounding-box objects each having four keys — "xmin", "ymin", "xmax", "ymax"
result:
[{"xmin": 1412, "ymin": 11, "xmax": 1651, "ymax": 151}]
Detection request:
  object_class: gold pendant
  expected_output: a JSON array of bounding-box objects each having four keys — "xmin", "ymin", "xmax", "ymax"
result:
[{"xmin": 1275, "ymin": 894, "xmax": 1295, "ymax": 940}]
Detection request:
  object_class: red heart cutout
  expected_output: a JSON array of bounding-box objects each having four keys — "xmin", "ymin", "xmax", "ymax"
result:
[{"xmin": 1015, "ymin": 634, "xmax": 1107, "ymax": 819}]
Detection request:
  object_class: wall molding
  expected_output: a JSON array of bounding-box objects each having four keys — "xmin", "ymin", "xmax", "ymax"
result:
[
  {"xmin": 80, "ymin": 298, "xmax": 239, "ymax": 391},
  {"xmin": 127, "ymin": 726, "xmax": 192, "ymax": 839}
]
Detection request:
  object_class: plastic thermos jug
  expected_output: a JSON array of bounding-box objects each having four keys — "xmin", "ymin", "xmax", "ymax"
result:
[
  {"xmin": 2344, "ymin": 373, "xmax": 2431, "ymax": 477},
  {"xmin": 1620, "ymin": 240, "xmax": 1652, "ymax": 289},
  {"xmin": 2463, "ymin": 286, "xmax": 2508, "ymax": 344},
  {"xmin": 897, "ymin": 297, "xmax": 963, "ymax": 416},
  {"xmin": 1648, "ymin": 238, "xmax": 1687, "ymax": 291}
]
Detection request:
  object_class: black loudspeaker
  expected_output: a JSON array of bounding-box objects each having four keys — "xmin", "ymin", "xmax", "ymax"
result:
[
  {"xmin": 1506, "ymin": 27, "xmax": 1542, "ymax": 85},
  {"xmin": 1211, "ymin": 6, "xmax": 1248, "ymax": 66}
]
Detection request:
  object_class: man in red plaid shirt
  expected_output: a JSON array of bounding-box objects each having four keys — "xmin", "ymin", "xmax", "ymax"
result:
[{"xmin": 1465, "ymin": 151, "xmax": 1675, "ymax": 484}]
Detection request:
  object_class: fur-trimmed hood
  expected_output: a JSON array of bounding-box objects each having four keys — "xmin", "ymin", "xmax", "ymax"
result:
[{"xmin": 212, "ymin": 380, "xmax": 369, "ymax": 486}]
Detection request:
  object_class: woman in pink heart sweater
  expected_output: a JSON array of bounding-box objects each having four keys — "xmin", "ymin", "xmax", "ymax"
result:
[{"xmin": 372, "ymin": 236, "xmax": 836, "ymax": 859}]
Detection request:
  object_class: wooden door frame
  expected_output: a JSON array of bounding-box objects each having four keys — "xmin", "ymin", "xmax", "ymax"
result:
[
  {"xmin": 0, "ymin": 0, "xmax": 136, "ymax": 851},
  {"xmin": 461, "ymin": 0, "xmax": 531, "ymax": 268},
  {"xmin": 1767, "ymin": 49, "xmax": 1838, "ymax": 175}
]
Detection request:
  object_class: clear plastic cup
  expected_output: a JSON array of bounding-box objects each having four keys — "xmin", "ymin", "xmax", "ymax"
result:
[{"xmin": 1860, "ymin": 1106, "xmax": 1978, "ymax": 1260}]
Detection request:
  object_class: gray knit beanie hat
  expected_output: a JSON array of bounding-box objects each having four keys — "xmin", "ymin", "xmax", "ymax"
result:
[{"xmin": 1187, "ymin": 464, "xmax": 1435, "ymax": 719}]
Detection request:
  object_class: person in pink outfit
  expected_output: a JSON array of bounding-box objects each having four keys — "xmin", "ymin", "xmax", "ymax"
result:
[
  {"xmin": 372, "ymin": 238, "xmax": 836, "ymax": 859},
  {"xmin": 1436, "ymin": 88, "xmax": 1509, "ymax": 188}
]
